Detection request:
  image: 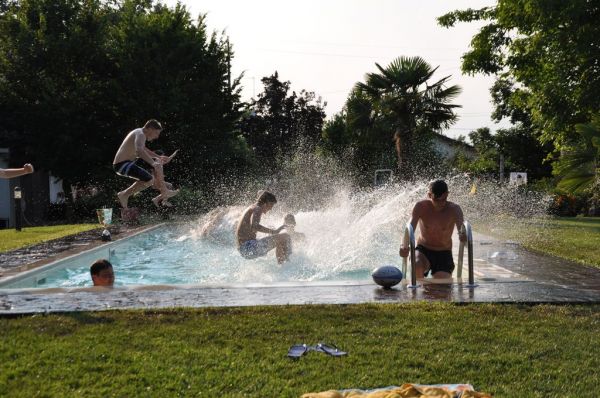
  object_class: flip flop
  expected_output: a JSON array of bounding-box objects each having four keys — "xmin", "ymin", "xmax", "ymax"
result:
[
  {"xmin": 287, "ymin": 344, "xmax": 309, "ymax": 359},
  {"xmin": 316, "ymin": 343, "xmax": 347, "ymax": 357}
]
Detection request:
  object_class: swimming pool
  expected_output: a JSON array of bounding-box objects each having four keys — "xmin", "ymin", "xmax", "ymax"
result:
[{"xmin": 0, "ymin": 186, "xmax": 419, "ymax": 289}]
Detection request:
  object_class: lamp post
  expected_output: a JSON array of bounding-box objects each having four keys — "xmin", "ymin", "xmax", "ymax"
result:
[{"xmin": 14, "ymin": 186, "xmax": 22, "ymax": 232}]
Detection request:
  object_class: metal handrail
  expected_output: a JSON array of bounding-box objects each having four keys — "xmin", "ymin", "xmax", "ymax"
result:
[
  {"xmin": 401, "ymin": 222, "xmax": 418, "ymax": 288},
  {"xmin": 457, "ymin": 221, "xmax": 475, "ymax": 286}
]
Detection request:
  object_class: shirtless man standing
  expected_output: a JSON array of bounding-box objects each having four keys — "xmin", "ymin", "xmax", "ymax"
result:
[
  {"xmin": 236, "ymin": 191, "xmax": 292, "ymax": 264},
  {"xmin": 0, "ymin": 163, "xmax": 34, "ymax": 179},
  {"xmin": 112, "ymin": 119, "xmax": 178, "ymax": 209},
  {"xmin": 399, "ymin": 179, "xmax": 466, "ymax": 279}
]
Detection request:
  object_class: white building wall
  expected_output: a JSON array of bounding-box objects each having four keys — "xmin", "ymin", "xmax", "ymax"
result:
[{"xmin": 49, "ymin": 175, "xmax": 64, "ymax": 203}]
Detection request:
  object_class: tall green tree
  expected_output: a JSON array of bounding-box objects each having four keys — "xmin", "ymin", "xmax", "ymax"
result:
[
  {"xmin": 0, "ymin": 0, "xmax": 247, "ymax": 189},
  {"xmin": 240, "ymin": 72, "xmax": 326, "ymax": 165},
  {"xmin": 438, "ymin": 0, "xmax": 600, "ymax": 150},
  {"xmin": 350, "ymin": 56, "xmax": 462, "ymax": 174}
]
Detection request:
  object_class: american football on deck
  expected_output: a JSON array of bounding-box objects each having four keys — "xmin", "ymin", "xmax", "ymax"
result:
[{"xmin": 371, "ymin": 265, "xmax": 403, "ymax": 288}]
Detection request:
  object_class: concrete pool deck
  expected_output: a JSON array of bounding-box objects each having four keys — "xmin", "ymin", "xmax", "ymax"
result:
[{"xmin": 1, "ymin": 227, "xmax": 600, "ymax": 314}]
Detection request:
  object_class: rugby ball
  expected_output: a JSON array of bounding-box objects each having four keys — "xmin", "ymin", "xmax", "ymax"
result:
[{"xmin": 371, "ymin": 265, "xmax": 403, "ymax": 288}]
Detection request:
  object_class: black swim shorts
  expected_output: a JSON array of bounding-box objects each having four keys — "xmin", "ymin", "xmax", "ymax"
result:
[
  {"xmin": 416, "ymin": 245, "xmax": 455, "ymax": 276},
  {"xmin": 113, "ymin": 159, "xmax": 153, "ymax": 182}
]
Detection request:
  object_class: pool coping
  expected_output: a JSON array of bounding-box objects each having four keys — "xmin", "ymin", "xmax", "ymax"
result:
[
  {"xmin": 1, "ymin": 226, "xmax": 600, "ymax": 313},
  {"xmin": 1, "ymin": 278, "xmax": 599, "ymax": 315}
]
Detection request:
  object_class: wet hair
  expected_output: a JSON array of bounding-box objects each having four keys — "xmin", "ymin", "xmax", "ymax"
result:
[
  {"xmin": 256, "ymin": 190, "xmax": 277, "ymax": 205},
  {"xmin": 284, "ymin": 214, "xmax": 296, "ymax": 226},
  {"xmin": 90, "ymin": 259, "xmax": 113, "ymax": 276},
  {"xmin": 144, "ymin": 119, "xmax": 163, "ymax": 131},
  {"xmin": 429, "ymin": 179, "xmax": 448, "ymax": 198}
]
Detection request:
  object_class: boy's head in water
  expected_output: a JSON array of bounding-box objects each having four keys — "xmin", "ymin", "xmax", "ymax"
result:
[
  {"xmin": 284, "ymin": 214, "xmax": 295, "ymax": 225},
  {"xmin": 90, "ymin": 259, "xmax": 115, "ymax": 287}
]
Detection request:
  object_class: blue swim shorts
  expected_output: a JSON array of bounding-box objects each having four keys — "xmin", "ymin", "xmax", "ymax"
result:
[
  {"xmin": 239, "ymin": 236, "xmax": 277, "ymax": 259},
  {"xmin": 113, "ymin": 159, "xmax": 153, "ymax": 182}
]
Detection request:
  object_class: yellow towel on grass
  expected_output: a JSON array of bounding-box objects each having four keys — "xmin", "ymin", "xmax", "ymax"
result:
[{"xmin": 301, "ymin": 383, "xmax": 492, "ymax": 398}]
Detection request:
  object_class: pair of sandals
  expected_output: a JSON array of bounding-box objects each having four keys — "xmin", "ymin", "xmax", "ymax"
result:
[{"xmin": 287, "ymin": 343, "xmax": 347, "ymax": 358}]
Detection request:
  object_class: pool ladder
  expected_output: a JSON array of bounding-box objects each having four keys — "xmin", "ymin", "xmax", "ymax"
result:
[{"xmin": 401, "ymin": 221, "xmax": 475, "ymax": 288}]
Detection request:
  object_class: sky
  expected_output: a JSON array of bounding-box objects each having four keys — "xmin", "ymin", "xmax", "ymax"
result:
[{"xmin": 163, "ymin": 0, "xmax": 508, "ymax": 140}]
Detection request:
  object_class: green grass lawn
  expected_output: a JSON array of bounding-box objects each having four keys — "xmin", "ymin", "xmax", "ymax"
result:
[
  {"xmin": 476, "ymin": 216, "xmax": 600, "ymax": 268},
  {"xmin": 2, "ymin": 218, "xmax": 599, "ymax": 397},
  {"xmin": 0, "ymin": 224, "xmax": 99, "ymax": 253},
  {"xmin": 1, "ymin": 303, "xmax": 599, "ymax": 397}
]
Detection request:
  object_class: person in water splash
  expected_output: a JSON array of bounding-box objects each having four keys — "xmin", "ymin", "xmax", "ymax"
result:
[
  {"xmin": 112, "ymin": 119, "xmax": 179, "ymax": 209},
  {"xmin": 0, "ymin": 163, "xmax": 34, "ymax": 179},
  {"xmin": 399, "ymin": 179, "xmax": 466, "ymax": 279},
  {"xmin": 283, "ymin": 214, "xmax": 305, "ymax": 242},
  {"xmin": 236, "ymin": 191, "xmax": 291, "ymax": 264}
]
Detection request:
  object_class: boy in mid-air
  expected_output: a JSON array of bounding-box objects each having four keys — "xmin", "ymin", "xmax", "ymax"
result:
[{"xmin": 112, "ymin": 119, "xmax": 178, "ymax": 209}]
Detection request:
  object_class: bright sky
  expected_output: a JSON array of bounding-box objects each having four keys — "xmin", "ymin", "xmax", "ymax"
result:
[{"xmin": 164, "ymin": 0, "xmax": 508, "ymax": 140}]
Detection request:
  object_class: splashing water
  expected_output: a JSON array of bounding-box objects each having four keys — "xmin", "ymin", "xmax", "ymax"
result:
[{"xmin": 7, "ymin": 150, "xmax": 552, "ymax": 289}]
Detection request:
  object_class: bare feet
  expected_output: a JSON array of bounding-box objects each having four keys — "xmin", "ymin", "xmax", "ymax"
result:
[
  {"xmin": 117, "ymin": 191, "xmax": 129, "ymax": 208},
  {"xmin": 164, "ymin": 188, "xmax": 179, "ymax": 199},
  {"xmin": 152, "ymin": 196, "xmax": 175, "ymax": 208}
]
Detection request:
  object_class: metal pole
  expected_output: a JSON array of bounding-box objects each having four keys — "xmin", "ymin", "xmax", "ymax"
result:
[
  {"xmin": 499, "ymin": 154, "xmax": 505, "ymax": 184},
  {"xmin": 468, "ymin": 240, "xmax": 474, "ymax": 286},
  {"xmin": 14, "ymin": 186, "xmax": 22, "ymax": 232},
  {"xmin": 462, "ymin": 221, "xmax": 477, "ymax": 287},
  {"xmin": 403, "ymin": 222, "xmax": 418, "ymax": 288}
]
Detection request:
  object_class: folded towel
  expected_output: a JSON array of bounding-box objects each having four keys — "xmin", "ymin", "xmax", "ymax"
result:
[{"xmin": 301, "ymin": 383, "xmax": 492, "ymax": 398}]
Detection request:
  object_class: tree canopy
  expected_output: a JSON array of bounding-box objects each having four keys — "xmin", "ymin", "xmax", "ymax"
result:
[
  {"xmin": 438, "ymin": 1, "xmax": 600, "ymax": 149},
  {"xmin": 239, "ymin": 72, "xmax": 326, "ymax": 167},
  {"xmin": 322, "ymin": 56, "xmax": 462, "ymax": 177},
  {"xmin": 0, "ymin": 0, "xmax": 247, "ymax": 188}
]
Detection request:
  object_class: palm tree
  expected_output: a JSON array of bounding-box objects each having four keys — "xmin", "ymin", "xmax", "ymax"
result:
[
  {"xmin": 351, "ymin": 56, "xmax": 462, "ymax": 174},
  {"xmin": 556, "ymin": 116, "xmax": 600, "ymax": 193}
]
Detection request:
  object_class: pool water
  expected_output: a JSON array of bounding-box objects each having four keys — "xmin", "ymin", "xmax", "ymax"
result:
[{"xmin": 3, "ymin": 186, "xmax": 423, "ymax": 289}]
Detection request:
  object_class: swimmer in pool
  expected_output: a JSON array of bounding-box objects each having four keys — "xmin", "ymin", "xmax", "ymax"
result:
[
  {"xmin": 399, "ymin": 179, "xmax": 466, "ymax": 279},
  {"xmin": 90, "ymin": 259, "xmax": 115, "ymax": 287},
  {"xmin": 235, "ymin": 190, "xmax": 291, "ymax": 264},
  {"xmin": 283, "ymin": 214, "xmax": 305, "ymax": 242}
]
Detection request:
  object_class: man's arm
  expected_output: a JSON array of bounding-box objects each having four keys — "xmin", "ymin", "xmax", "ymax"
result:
[
  {"xmin": 135, "ymin": 132, "xmax": 158, "ymax": 167},
  {"xmin": 251, "ymin": 208, "xmax": 283, "ymax": 235},
  {"xmin": 0, "ymin": 164, "xmax": 34, "ymax": 179},
  {"xmin": 455, "ymin": 204, "xmax": 467, "ymax": 242},
  {"xmin": 145, "ymin": 148, "xmax": 171, "ymax": 165},
  {"xmin": 399, "ymin": 203, "xmax": 420, "ymax": 257}
]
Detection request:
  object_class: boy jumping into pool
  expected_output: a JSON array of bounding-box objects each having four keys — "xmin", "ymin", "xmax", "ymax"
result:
[
  {"xmin": 236, "ymin": 191, "xmax": 291, "ymax": 264},
  {"xmin": 399, "ymin": 179, "xmax": 466, "ymax": 279},
  {"xmin": 0, "ymin": 163, "xmax": 34, "ymax": 179},
  {"xmin": 112, "ymin": 119, "xmax": 178, "ymax": 209}
]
